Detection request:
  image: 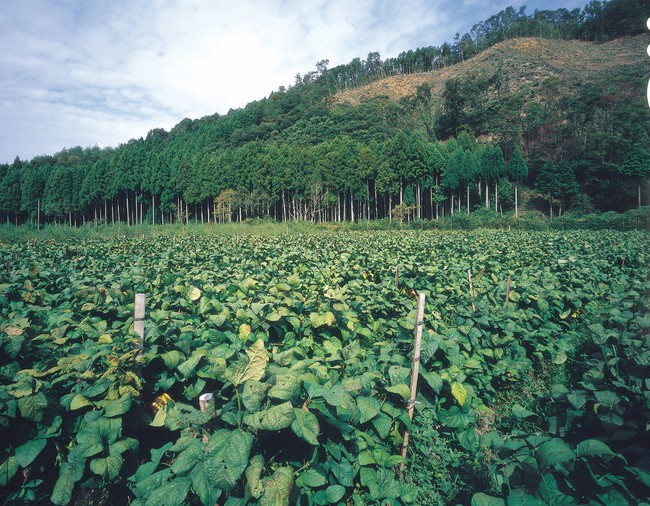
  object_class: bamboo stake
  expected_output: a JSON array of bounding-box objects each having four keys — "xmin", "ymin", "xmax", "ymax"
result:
[
  {"xmin": 505, "ymin": 274, "xmax": 511, "ymax": 307},
  {"xmin": 400, "ymin": 292, "xmax": 426, "ymax": 475},
  {"xmin": 394, "ymin": 263, "xmax": 400, "ymax": 289},
  {"xmin": 467, "ymin": 269, "xmax": 476, "ymax": 311},
  {"xmin": 134, "ymin": 293, "xmax": 145, "ymax": 359}
]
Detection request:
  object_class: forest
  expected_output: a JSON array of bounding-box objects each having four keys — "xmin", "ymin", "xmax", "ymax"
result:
[{"xmin": 0, "ymin": 0, "xmax": 648, "ymax": 228}]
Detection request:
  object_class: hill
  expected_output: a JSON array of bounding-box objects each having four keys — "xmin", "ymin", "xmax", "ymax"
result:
[
  {"xmin": 333, "ymin": 35, "xmax": 647, "ymax": 108},
  {"xmin": 0, "ymin": 31, "xmax": 648, "ymax": 226}
]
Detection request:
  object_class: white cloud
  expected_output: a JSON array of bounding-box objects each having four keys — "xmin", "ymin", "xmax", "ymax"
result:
[{"xmin": 0, "ymin": 0, "xmax": 587, "ymax": 164}]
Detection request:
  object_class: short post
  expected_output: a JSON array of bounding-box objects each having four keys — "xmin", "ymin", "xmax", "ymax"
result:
[
  {"xmin": 199, "ymin": 393, "xmax": 213, "ymax": 412},
  {"xmin": 394, "ymin": 263, "xmax": 400, "ymax": 289},
  {"xmin": 505, "ymin": 274, "xmax": 511, "ymax": 307},
  {"xmin": 134, "ymin": 293, "xmax": 145, "ymax": 358},
  {"xmin": 400, "ymin": 292, "xmax": 426, "ymax": 475}
]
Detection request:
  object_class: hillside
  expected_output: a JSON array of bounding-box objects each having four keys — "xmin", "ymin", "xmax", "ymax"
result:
[
  {"xmin": 1, "ymin": 30, "xmax": 649, "ymax": 227},
  {"xmin": 333, "ymin": 35, "xmax": 648, "ymax": 108}
]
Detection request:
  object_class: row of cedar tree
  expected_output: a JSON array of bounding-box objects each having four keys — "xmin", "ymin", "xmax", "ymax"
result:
[{"xmin": 0, "ymin": 0, "xmax": 648, "ymax": 226}]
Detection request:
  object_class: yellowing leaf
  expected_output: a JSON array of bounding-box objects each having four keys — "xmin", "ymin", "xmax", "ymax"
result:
[
  {"xmin": 98, "ymin": 334, "xmax": 113, "ymax": 344},
  {"xmin": 239, "ymin": 324, "xmax": 252, "ymax": 340},
  {"xmin": 188, "ymin": 286, "xmax": 202, "ymax": 301},
  {"xmin": 229, "ymin": 339, "xmax": 269, "ymax": 387},
  {"xmin": 451, "ymin": 382, "xmax": 468, "ymax": 406},
  {"xmin": 4, "ymin": 326, "xmax": 24, "ymax": 336},
  {"xmin": 309, "ymin": 311, "xmax": 335, "ymax": 328},
  {"xmin": 70, "ymin": 394, "xmax": 93, "ymax": 410}
]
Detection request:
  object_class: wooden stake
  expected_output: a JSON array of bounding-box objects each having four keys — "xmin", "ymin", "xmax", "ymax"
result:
[
  {"xmin": 400, "ymin": 292, "xmax": 426, "ymax": 474},
  {"xmin": 134, "ymin": 293, "xmax": 145, "ymax": 358},
  {"xmin": 394, "ymin": 263, "xmax": 400, "ymax": 289},
  {"xmin": 505, "ymin": 274, "xmax": 511, "ymax": 307},
  {"xmin": 467, "ymin": 269, "xmax": 476, "ymax": 311}
]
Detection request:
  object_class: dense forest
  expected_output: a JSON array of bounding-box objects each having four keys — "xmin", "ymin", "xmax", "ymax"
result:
[{"xmin": 0, "ymin": 0, "xmax": 648, "ymax": 227}]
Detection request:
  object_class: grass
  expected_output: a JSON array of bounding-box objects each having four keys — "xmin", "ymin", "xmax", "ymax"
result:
[{"xmin": 1, "ymin": 206, "xmax": 647, "ymax": 242}]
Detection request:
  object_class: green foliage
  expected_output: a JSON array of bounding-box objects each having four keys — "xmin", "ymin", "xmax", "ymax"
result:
[{"xmin": 0, "ymin": 227, "xmax": 648, "ymax": 504}]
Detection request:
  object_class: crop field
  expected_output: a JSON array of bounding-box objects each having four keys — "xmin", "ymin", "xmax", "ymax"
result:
[{"xmin": 1, "ymin": 230, "xmax": 649, "ymax": 505}]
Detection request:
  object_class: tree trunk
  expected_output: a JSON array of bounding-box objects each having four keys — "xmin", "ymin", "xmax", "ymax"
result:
[
  {"xmin": 350, "ymin": 190, "xmax": 354, "ymax": 222},
  {"xmin": 373, "ymin": 184, "xmax": 378, "ymax": 220},
  {"xmin": 515, "ymin": 184, "xmax": 518, "ymax": 217},
  {"xmin": 495, "ymin": 180, "xmax": 499, "ymax": 212},
  {"xmin": 126, "ymin": 191, "xmax": 130, "ymax": 226},
  {"xmin": 485, "ymin": 182, "xmax": 489, "ymax": 208},
  {"xmin": 466, "ymin": 184, "xmax": 470, "ymax": 214}
]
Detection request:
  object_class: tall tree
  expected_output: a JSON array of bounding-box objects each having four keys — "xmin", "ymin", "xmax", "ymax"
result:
[{"xmin": 507, "ymin": 145, "xmax": 529, "ymax": 216}]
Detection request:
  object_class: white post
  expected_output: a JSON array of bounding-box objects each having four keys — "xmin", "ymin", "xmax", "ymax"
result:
[
  {"xmin": 400, "ymin": 292, "xmax": 426, "ymax": 474},
  {"xmin": 134, "ymin": 294, "xmax": 145, "ymax": 358}
]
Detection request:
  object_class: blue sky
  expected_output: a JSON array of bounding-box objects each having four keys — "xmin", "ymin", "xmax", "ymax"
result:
[{"xmin": 0, "ymin": 0, "xmax": 587, "ymax": 164}]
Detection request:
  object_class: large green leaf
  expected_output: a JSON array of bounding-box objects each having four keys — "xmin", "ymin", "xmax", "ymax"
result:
[
  {"xmin": 17, "ymin": 392, "xmax": 48, "ymax": 422},
  {"xmin": 241, "ymin": 380, "xmax": 270, "ymax": 412},
  {"xmin": 259, "ymin": 466, "xmax": 293, "ymax": 506},
  {"xmin": 471, "ymin": 493, "xmax": 506, "ymax": 506},
  {"xmin": 536, "ymin": 439, "xmax": 575, "ymax": 468},
  {"xmin": 190, "ymin": 460, "xmax": 222, "ymax": 506},
  {"xmin": 170, "ymin": 438, "xmax": 203, "ymax": 475},
  {"xmin": 437, "ymin": 406, "xmax": 470, "ymax": 429},
  {"xmin": 131, "ymin": 442, "xmax": 173, "ymax": 483},
  {"xmin": 75, "ymin": 417, "xmax": 122, "ymax": 457},
  {"xmin": 297, "ymin": 468, "xmax": 327, "ymax": 488},
  {"xmin": 357, "ymin": 396, "xmax": 381, "ymax": 424},
  {"xmin": 244, "ymin": 454, "xmax": 265, "ymax": 499},
  {"xmin": 203, "ymin": 429, "xmax": 253, "ymax": 491},
  {"xmin": 51, "ymin": 456, "xmax": 85, "ymax": 505},
  {"xmin": 90, "ymin": 453, "xmax": 123, "ymax": 479},
  {"xmin": 326, "ymin": 484, "xmax": 346, "ymax": 503},
  {"xmin": 0, "ymin": 456, "xmax": 18, "ymax": 486},
  {"xmin": 144, "ymin": 476, "xmax": 191, "ymax": 506},
  {"xmin": 537, "ymin": 472, "xmax": 575, "ymax": 505},
  {"xmin": 15, "ymin": 438, "xmax": 47, "ymax": 468},
  {"xmin": 103, "ymin": 393, "xmax": 133, "ymax": 417},
  {"xmin": 576, "ymin": 439, "xmax": 615, "ymax": 458},
  {"xmin": 244, "ymin": 401, "xmax": 295, "ymax": 431},
  {"xmin": 268, "ymin": 374, "xmax": 301, "ymax": 401},
  {"xmin": 291, "ymin": 408, "xmax": 320, "ymax": 445},
  {"xmin": 385, "ymin": 384, "xmax": 410, "ymax": 401}
]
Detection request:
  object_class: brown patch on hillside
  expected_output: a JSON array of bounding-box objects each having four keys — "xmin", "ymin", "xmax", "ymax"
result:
[{"xmin": 333, "ymin": 35, "xmax": 649, "ymax": 107}]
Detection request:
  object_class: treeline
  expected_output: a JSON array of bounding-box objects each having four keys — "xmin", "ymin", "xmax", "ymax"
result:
[
  {"xmin": 0, "ymin": 118, "xmax": 646, "ymax": 228},
  {"xmin": 0, "ymin": 0, "xmax": 648, "ymax": 227},
  {"xmin": 299, "ymin": 0, "xmax": 646, "ymax": 90}
]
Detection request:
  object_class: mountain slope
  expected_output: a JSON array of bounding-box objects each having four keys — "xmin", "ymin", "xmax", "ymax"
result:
[{"xmin": 333, "ymin": 35, "xmax": 648, "ymax": 108}]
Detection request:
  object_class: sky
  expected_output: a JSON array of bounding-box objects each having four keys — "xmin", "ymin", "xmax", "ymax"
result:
[{"xmin": 0, "ymin": 0, "xmax": 587, "ymax": 165}]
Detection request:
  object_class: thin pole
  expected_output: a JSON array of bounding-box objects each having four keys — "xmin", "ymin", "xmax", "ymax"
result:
[
  {"xmin": 134, "ymin": 293, "xmax": 145, "ymax": 359},
  {"xmin": 400, "ymin": 292, "xmax": 426, "ymax": 474},
  {"xmin": 467, "ymin": 269, "xmax": 476, "ymax": 311},
  {"xmin": 394, "ymin": 263, "xmax": 400, "ymax": 289},
  {"xmin": 505, "ymin": 274, "xmax": 511, "ymax": 306}
]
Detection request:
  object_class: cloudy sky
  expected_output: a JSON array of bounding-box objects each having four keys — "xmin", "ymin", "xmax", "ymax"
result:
[{"xmin": 0, "ymin": 0, "xmax": 586, "ymax": 164}]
